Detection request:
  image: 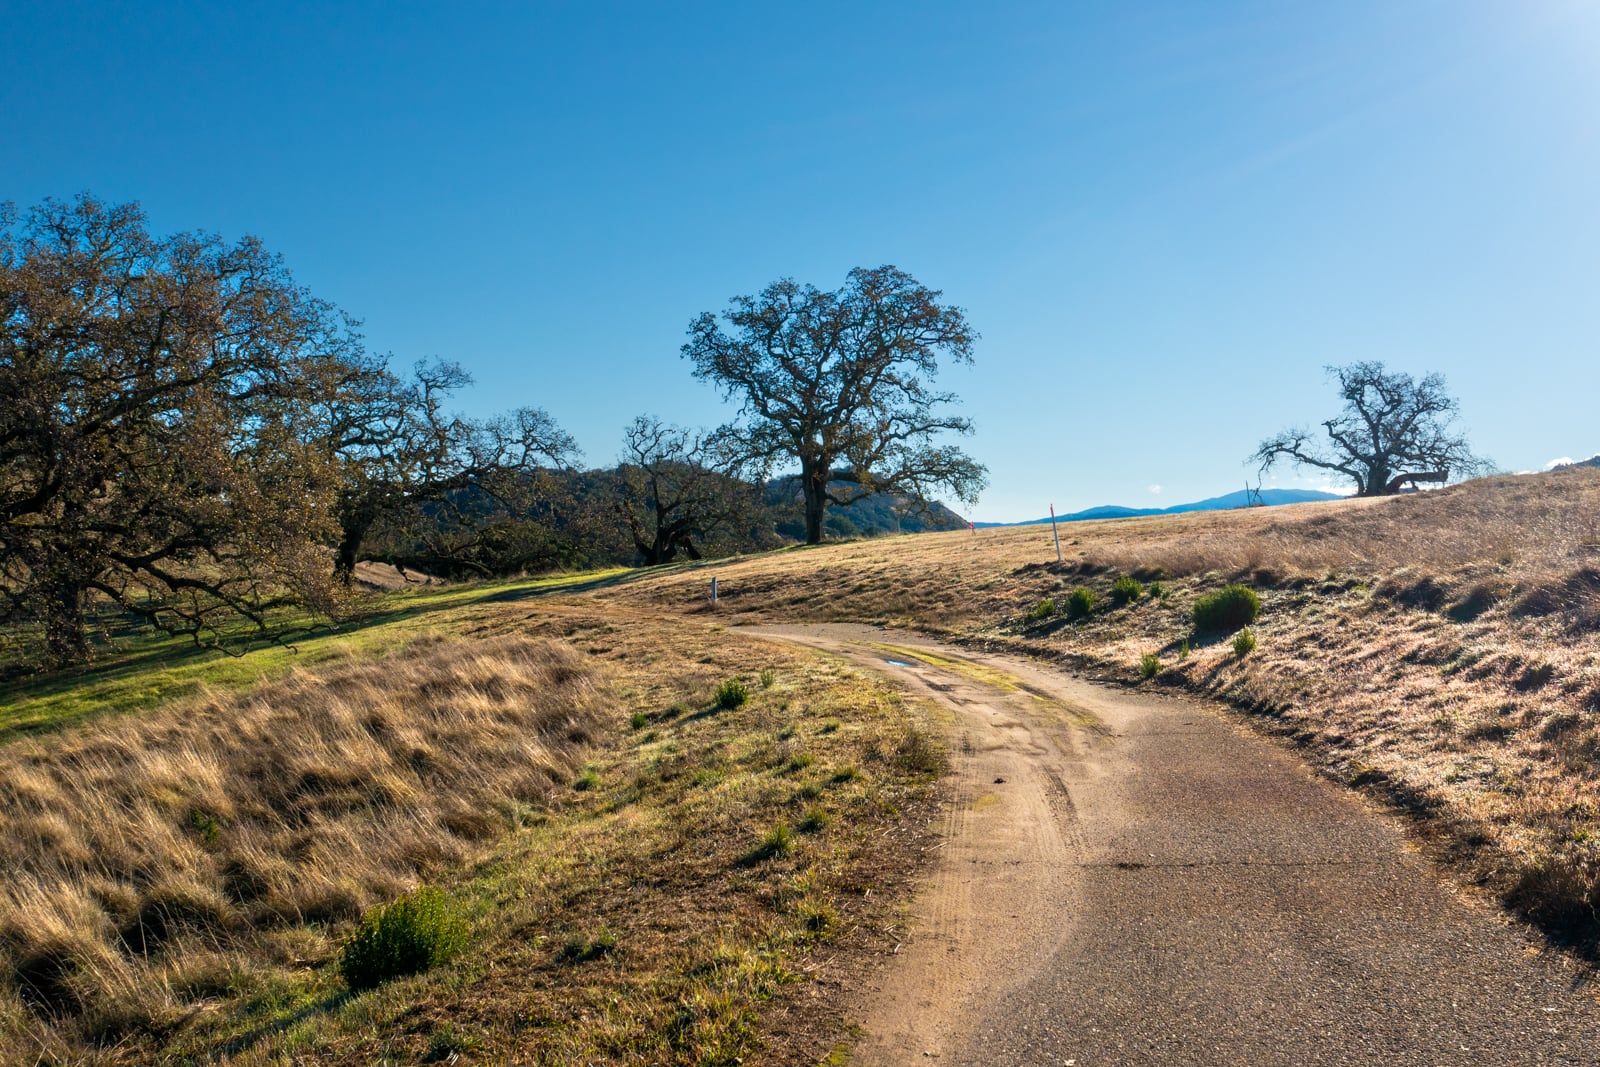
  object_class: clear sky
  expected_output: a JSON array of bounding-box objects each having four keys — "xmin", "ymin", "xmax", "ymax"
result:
[{"xmin": 5, "ymin": 1, "xmax": 1597, "ymax": 521}]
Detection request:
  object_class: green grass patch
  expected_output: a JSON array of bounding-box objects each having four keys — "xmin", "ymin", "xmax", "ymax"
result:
[
  {"xmin": 0, "ymin": 568, "xmax": 631, "ymax": 741},
  {"xmin": 1192, "ymin": 583, "xmax": 1261, "ymax": 633}
]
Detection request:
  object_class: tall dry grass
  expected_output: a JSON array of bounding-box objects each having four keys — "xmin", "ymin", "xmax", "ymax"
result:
[
  {"xmin": 0, "ymin": 634, "xmax": 603, "ymax": 1052},
  {"xmin": 598, "ymin": 468, "xmax": 1600, "ymax": 950},
  {"xmin": 1087, "ymin": 470, "xmax": 1600, "ymax": 610}
]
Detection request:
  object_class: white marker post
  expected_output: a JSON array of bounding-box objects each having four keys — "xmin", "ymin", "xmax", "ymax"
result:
[
  {"xmin": 710, "ymin": 576, "xmax": 718, "ymax": 604},
  {"xmin": 1049, "ymin": 504, "xmax": 1062, "ymax": 563}
]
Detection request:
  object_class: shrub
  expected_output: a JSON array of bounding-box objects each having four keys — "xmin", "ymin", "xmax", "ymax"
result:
[
  {"xmin": 714, "ymin": 678, "xmax": 749, "ymax": 710},
  {"xmin": 1028, "ymin": 597, "xmax": 1056, "ymax": 620},
  {"xmin": 1148, "ymin": 580, "xmax": 1166, "ymax": 598},
  {"xmin": 1233, "ymin": 628, "xmax": 1257, "ymax": 657},
  {"xmin": 560, "ymin": 927, "xmax": 619, "ymax": 962},
  {"xmin": 1111, "ymin": 576, "xmax": 1143, "ymax": 605},
  {"xmin": 891, "ymin": 725, "xmax": 946, "ymax": 775},
  {"xmin": 1178, "ymin": 638, "xmax": 1190, "ymax": 661},
  {"xmin": 750, "ymin": 821, "xmax": 794, "ymax": 862},
  {"xmin": 1065, "ymin": 587, "xmax": 1098, "ymax": 620},
  {"xmin": 629, "ymin": 711, "xmax": 648, "ymax": 731},
  {"xmin": 1139, "ymin": 653, "xmax": 1160, "ymax": 680},
  {"xmin": 799, "ymin": 805, "xmax": 833, "ymax": 833},
  {"xmin": 573, "ymin": 766, "xmax": 600, "ymax": 791},
  {"xmin": 759, "ymin": 668, "xmax": 777, "ymax": 689},
  {"xmin": 340, "ymin": 887, "xmax": 467, "ymax": 992},
  {"xmin": 1192, "ymin": 584, "xmax": 1260, "ymax": 632},
  {"xmin": 799, "ymin": 898, "xmax": 836, "ymax": 934}
]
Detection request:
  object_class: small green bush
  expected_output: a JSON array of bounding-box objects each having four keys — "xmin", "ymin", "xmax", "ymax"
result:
[
  {"xmin": 799, "ymin": 805, "xmax": 833, "ymax": 833},
  {"xmin": 751, "ymin": 820, "xmax": 794, "ymax": 861},
  {"xmin": 573, "ymin": 766, "xmax": 600, "ymax": 791},
  {"xmin": 714, "ymin": 678, "xmax": 749, "ymax": 710},
  {"xmin": 341, "ymin": 887, "xmax": 466, "ymax": 992},
  {"xmin": 1139, "ymin": 653, "xmax": 1160, "ymax": 680},
  {"xmin": 629, "ymin": 711, "xmax": 648, "ymax": 731},
  {"xmin": 799, "ymin": 898, "xmax": 836, "ymax": 934},
  {"xmin": 1148, "ymin": 580, "xmax": 1166, "ymax": 598},
  {"xmin": 1233, "ymin": 628, "xmax": 1257, "ymax": 657},
  {"xmin": 759, "ymin": 668, "xmax": 777, "ymax": 689},
  {"xmin": 560, "ymin": 926, "xmax": 620, "ymax": 962},
  {"xmin": 1178, "ymin": 638, "xmax": 1190, "ymax": 661},
  {"xmin": 892, "ymin": 725, "xmax": 946, "ymax": 775},
  {"xmin": 1028, "ymin": 597, "xmax": 1056, "ymax": 620},
  {"xmin": 1065, "ymin": 587, "xmax": 1098, "ymax": 620},
  {"xmin": 1192, "ymin": 584, "xmax": 1260, "ymax": 632},
  {"xmin": 1111, "ymin": 576, "xmax": 1143, "ymax": 605}
]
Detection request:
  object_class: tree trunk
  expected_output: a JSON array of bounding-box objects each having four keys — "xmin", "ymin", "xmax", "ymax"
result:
[
  {"xmin": 334, "ymin": 517, "xmax": 372, "ymax": 581},
  {"xmin": 801, "ymin": 460, "xmax": 829, "ymax": 544},
  {"xmin": 44, "ymin": 580, "xmax": 90, "ymax": 668}
]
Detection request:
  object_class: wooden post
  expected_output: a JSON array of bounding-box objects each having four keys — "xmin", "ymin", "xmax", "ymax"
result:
[
  {"xmin": 1049, "ymin": 504, "xmax": 1062, "ymax": 563},
  {"xmin": 710, "ymin": 576, "xmax": 718, "ymax": 604}
]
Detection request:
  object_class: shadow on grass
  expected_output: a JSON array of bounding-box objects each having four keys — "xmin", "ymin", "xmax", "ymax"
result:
[
  {"xmin": 0, "ymin": 563, "xmax": 671, "ymax": 742},
  {"xmin": 213, "ymin": 990, "xmax": 353, "ymax": 1061}
]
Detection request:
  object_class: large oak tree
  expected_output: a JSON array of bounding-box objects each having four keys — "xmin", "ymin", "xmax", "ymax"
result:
[
  {"xmin": 1252, "ymin": 362, "xmax": 1491, "ymax": 496},
  {"xmin": 0, "ymin": 195, "xmax": 352, "ymax": 667},
  {"xmin": 682, "ymin": 266, "xmax": 985, "ymax": 543},
  {"xmin": 310, "ymin": 356, "xmax": 577, "ymax": 579}
]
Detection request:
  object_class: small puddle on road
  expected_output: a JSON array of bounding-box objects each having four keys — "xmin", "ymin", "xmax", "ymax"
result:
[{"xmin": 883, "ymin": 658, "xmax": 915, "ymax": 667}]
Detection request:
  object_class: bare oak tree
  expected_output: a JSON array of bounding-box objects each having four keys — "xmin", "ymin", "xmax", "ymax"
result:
[
  {"xmin": 682, "ymin": 265, "xmax": 986, "ymax": 543},
  {"xmin": 615, "ymin": 415, "xmax": 762, "ymax": 564},
  {"xmin": 313, "ymin": 357, "xmax": 577, "ymax": 579},
  {"xmin": 1252, "ymin": 362, "xmax": 1491, "ymax": 496}
]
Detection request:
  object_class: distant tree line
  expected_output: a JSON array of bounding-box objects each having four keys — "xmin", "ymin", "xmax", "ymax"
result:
[{"xmin": 1, "ymin": 196, "xmax": 979, "ymax": 671}]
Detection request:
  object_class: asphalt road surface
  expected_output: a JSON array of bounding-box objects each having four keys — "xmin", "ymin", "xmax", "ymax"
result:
[{"xmin": 742, "ymin": 624, "xmax": 1600, "ymax": 1067}]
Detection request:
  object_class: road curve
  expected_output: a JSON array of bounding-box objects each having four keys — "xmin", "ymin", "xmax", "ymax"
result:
[{"xmin": 739, "ymin": 624, "xmax": 1600, "ymax": 1067}]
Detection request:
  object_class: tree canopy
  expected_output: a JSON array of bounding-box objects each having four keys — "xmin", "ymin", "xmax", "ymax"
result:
[
  {"xmin": 1251, "ymin": 361, "xmax": 1491, "ymax": 497},
  {"xmin": 682, "ymin": 265, "xmax": 986, "ymax": 543},
  {"xmin": 1, "ymin": 195, "xmax": 353, "ymax": 667}
]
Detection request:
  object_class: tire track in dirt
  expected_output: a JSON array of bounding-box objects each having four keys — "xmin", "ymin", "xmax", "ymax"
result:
[{"xmin": 741, "ymin": 624, "xmax": 1600, "ymax": 1066}]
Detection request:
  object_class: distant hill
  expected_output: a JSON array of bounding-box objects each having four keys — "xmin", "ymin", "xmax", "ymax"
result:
[
  {"xmin": 767, "ymin": 476, "xmax": 968, "ymax": 539},
  {"xmin": 974, "ymin": 488, "xmax": 1343, "ymax": 528},
  {"xmin": 1552, "ymin": 455, "xmax": 1600, "ymax": 471}
]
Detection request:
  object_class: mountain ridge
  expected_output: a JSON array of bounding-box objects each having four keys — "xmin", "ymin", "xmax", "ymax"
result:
[{"xmin": 974, "ymin": 487, "xmax": 1344, "ymax": 528}]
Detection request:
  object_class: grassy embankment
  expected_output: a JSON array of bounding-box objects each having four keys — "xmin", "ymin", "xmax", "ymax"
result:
[
  {"xmin": 598, "ymin": 467, "xmax": 1600, "ymax": 952},
  {"xmin": 0, "ymin": 574, "xmax": 944, "ymax": 1063}
]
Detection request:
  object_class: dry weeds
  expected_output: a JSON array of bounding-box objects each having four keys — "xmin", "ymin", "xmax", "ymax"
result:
[
  {"xmin": 0, "ymin": 601, "xmax": 944, "ymax": 1064},
  {"xmin": 0, "ymin": 634, "xmax": 604, "ymax": 1058}
]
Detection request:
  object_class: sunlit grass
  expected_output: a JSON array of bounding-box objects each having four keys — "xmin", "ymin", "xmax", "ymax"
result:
[{"xmin": 0, "ymin": 568, "xmax": 631, "ymax": 739}]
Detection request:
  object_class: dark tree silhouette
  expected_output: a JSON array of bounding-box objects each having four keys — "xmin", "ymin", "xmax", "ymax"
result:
[
  {"xmin": 1252, "ymin": 362, "xmax": 1491, "ymax": 496},
  {"xmin": 615, "ymin": 416, "xmax": 760, "ymax": 565},
  {"xmin": 314, "ymin": 357, "xmax": 576, "ymax": 580},
  {"xmin": 682, "ymin": 265, "xmax": 985, "ymax": 543}
]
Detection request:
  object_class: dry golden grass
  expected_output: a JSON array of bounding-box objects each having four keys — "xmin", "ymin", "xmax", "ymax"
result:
[
  {"xmin": 596, "ymin": 467, "xmax": 1600, "ymax": 951},
  {"xmin": 0, "ymin": 599, "xmax": 943, "ymax": 1064},
  {"xmin": 239, "ymin": 609, "xmax": 942, "ymax": 1065},
  {"xmin": 0, "ymin": 634, "xmax": 605, "ymax": 1057}
]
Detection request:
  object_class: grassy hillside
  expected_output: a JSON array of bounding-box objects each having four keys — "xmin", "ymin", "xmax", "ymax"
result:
[
  {"xmin": 0, "ymin": 580, "xmax": 944, "ymax": 1063},
  {"xmin": 3, "ymin": 465, "xmax": 1596, "ymax": 1061},
  {"xmin": 594, "ymin": 466, "xmax": 1600, "ymax": 949}
]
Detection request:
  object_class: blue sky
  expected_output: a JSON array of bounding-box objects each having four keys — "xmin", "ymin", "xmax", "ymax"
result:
[{"xmin": 5, "ymin": 1, "xmax": 1597, "ymax": 521}]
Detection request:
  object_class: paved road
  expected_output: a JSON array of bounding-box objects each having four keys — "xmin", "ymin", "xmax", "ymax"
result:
[{"xmin": 741, "ymin": 624, "xmax": 1600, "ymax": 1067}]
